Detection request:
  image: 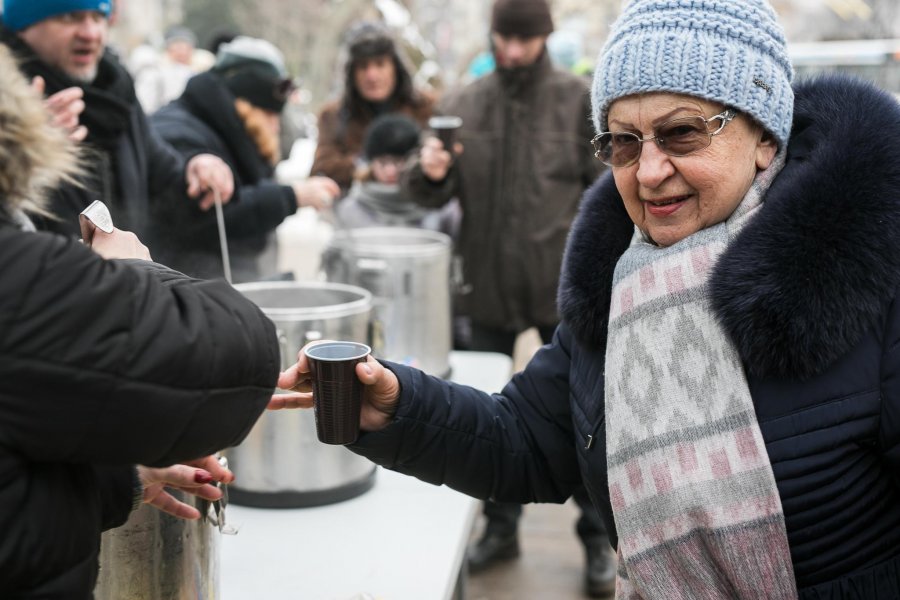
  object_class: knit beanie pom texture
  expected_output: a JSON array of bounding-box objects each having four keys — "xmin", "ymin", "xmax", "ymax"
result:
[
  {"xmin": 592, "ymin": 0, "xmax": 793, "ymax": 148},
  {"xmin": 3, "ymin": 0, "xmax": 112, "ymax": 32}
]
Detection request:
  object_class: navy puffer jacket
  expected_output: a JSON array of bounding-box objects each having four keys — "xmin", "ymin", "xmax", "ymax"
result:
[{"xmin": 350, "ymin": 75, "xmax": 900, "ymax": 598}]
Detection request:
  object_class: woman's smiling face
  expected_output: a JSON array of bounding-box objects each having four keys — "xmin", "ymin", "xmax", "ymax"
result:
[{"xmin": 607, "ymin": 93, "xmax": 777, "ymax": 247}]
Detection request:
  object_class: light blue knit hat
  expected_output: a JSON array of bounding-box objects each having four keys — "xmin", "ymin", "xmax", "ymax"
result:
[{"xmin": 592, "ymin": 0, "xmax": 794, "ymax": 148}]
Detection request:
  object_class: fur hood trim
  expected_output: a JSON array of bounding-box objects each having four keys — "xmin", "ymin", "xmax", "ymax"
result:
[{"xmin": 558, "ymin": 75, "xmax": 900, "ymax": 379}]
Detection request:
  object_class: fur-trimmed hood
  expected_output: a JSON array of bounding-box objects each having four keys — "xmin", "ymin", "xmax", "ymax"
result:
[{"xmin": 558, "ymin": 74, "xmax": 900, "ymax": 379}]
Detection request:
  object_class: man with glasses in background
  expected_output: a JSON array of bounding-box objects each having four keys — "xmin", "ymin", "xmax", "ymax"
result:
[
  {"xmin": 0, "ymin": 0, "xmax": 235, "ymax": 244},
  {"xmin": 402, "ymin": 0, "xmax": 611, "ymax": 595}
]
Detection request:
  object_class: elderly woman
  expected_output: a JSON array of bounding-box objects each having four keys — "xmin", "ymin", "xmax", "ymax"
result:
[
  {"xmin": 276, "ymin": 0, "xmax": 900, "ymax": 596},
  {"xmin": 0, "ymin": 43, "xmax": 279, "ymax": 596}
]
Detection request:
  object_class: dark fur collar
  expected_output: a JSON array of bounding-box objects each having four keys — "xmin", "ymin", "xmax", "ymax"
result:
[{"xmin": 558, "ymin": 75, "xmax": 900, "ymax": 379}]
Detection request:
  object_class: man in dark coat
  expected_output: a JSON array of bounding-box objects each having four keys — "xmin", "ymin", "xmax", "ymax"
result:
[
  {"xmin": 0, "ymin": 0, "xmax": 234, "ymax": 243},
  {"xmin": 402, "ymin": 0, "xmax": 609, "ymax": 594},
  {"xmin": 149, "ymin": 36, "xmax": 338, "ymax": 282}
]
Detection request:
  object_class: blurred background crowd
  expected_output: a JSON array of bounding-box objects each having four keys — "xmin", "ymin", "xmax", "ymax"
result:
[{"xmin": 109, "ymin": 0, "xmax": 900, "ymax": 112}]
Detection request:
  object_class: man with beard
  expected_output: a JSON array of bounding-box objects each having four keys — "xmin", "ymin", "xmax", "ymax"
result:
[
  {"xmin": 0, "ymin": 0, "xmax": 234, "ymax": 242},
  {"xmin": 402, "ymin": 0, "xmax": 611, "ymax": 595}
]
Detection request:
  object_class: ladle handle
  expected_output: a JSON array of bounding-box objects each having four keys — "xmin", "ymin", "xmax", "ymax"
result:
[{"xmin": 213, "ymin": 188, "xmax": 232, "ymax": 284}]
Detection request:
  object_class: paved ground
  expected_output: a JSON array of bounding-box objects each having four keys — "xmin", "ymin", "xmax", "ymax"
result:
[
  {"xmin": 466, "ymin": 499, "xmax": 599, "ymax": 600},
  {"xmin": 463, "ymin": 330, "xmax": 612, "ymax": 600}
]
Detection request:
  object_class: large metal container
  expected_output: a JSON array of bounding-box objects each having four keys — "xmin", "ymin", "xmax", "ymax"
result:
[
  {"xmin": 95, "ymin": 491, "xmax": 222, "ymax": 600},
  {"xmin": 323, "ymin": 227, "xmax": 452, "ymax": 377},
  {"xmin": 227, "ymin": 281, "xmax": 377, "ymax": 508}
]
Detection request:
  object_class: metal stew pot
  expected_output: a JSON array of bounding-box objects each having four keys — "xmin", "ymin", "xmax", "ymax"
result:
[
  {"xmin": 323, "ymin": 227, "xmax": 452, "ymax": 377},
  {"xmin": 226, "ymin": 281, "xmax": 377, "ymax": 508},
  {"xmin": 95, "ymin": 466, "xmax": 229, "ymax": 600}
]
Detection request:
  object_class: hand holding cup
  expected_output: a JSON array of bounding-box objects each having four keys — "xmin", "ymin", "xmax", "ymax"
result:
[
  {"xmin": 303, "ymin": 341, "xmax": 371, "ymax": 444},
  {"xmin": 428, "ymin": 115, "xmax": 463, "ymax": 152},
  {"xmin": 270, "ymin": 341, "xmax": 401, "ymax": 438}
]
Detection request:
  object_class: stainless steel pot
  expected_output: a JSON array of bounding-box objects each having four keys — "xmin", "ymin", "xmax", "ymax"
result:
[
  {"xmin": 95, "ymin": 486, "xmax": 225, "ymax": 599},
  {"xmin": 323, "ymin": 227, "xmax": 452, "ymax": 377},
  {"xmin": 227, "ymin": 281, "xmax": 377, "ymax": 508}
]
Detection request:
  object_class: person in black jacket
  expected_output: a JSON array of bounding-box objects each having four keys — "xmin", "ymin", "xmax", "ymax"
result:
[
  {"xmin": 149, "ymin": 36, "xmax": 339, "ymax": 282},
  {"xmin": 0, "ymin": 0, "xmax": 235, "ymax": 244},
  {"xmin": 276, "ymin": 0, "xmax": 900, "ymax": 597},
  {"xmin": 0, "ymin": 43, "xmax": 280, "ymax": 598}
]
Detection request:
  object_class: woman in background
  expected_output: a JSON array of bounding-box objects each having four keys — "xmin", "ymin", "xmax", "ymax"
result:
[
  {"xmin": 150, "ymin": 36, "xmax": 338, "ymax": 282},
  {"xmin": 311, "ymin": 21, "xmax": 434, "ymax": 193}
]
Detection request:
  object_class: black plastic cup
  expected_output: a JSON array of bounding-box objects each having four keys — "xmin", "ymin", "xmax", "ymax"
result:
[
  {"xmin": 304, "ymin": 341, "xmax": 371, "ymax": 445},
  {"xmin": 428, "ymin": 115, "xmax": 463, "ymax": 152}
]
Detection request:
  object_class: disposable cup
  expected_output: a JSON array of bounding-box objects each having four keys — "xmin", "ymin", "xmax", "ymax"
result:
[
  {"xmin": 304, "ymin": 341, "xmax": 371, "ymax": 445},
  {"xmin": 428, "ymin": 115, "xmax": 463, "ymax": 152}
]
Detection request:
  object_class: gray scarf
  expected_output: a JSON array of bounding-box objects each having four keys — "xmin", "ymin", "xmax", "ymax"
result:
[
  {"xmin": 349, "ymin": 181, "xmax": 431, "ymax": 226},
  {"xmin": 605, "ymin": 151, "xmax": 797, "ymax": 599}
]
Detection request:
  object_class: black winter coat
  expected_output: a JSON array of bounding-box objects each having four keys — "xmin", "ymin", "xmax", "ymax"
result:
[
  {"xmin": 1, "ymin": 29, "xmax": 191, "ymax": 242},
  {"xmin": 0, "ymin": 218, "xmax": 279, "ymax": 598},
  {"xmin": 148, "ymin": 72, "xmax": 297, "ymax": 282},
  {"xmin": 403, "ymin": 52, "xmax": 602, "ymax": 331},
  {"xmin": 351, "ymin": 75, "xmax": 900, "ymax": 598}
]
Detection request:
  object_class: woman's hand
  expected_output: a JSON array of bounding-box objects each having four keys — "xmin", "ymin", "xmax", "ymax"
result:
[
  {"xmin": 270, "ymin": 343, "xmax": 401, "ymax": 432},
  {"xmin": 138, "ymin": 455, "xmax": 234, "ymax": 520},
  {"xmin": 291, "ymin": 176, "xmax": 340, "ymax": 210}
]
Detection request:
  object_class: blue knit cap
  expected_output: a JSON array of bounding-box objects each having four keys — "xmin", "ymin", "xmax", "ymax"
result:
[
  {"xmin": 3, "ymin": 0, "xmax": 112, "ymax": 32},
  {"xmin": 592, "ymin": 0, "xmax": 794, "ymax": 148}
]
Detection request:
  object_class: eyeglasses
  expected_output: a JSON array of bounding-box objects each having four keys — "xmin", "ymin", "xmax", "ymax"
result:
[{"xmin": 591, "ymin": 109, "xmax": 737, "ymax": 168}]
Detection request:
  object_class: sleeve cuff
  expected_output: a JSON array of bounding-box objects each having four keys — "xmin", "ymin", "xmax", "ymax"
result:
[{"xmin": 131, "ymin": 466, "xmax": 144, "ymax": 513}]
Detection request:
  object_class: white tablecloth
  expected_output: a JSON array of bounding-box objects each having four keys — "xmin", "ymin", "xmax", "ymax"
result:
[{"xmin": 222, "ymin": 351, "xmax": 512, "ymax": 600}]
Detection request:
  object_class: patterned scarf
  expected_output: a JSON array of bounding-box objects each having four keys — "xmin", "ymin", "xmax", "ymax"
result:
[{"xmin": 604, "ymin": 152, "xmax": 798, "ymax": 599}]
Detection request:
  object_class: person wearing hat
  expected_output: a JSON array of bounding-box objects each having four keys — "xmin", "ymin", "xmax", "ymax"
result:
[
  {"xmin": 149, "ymin": 36, "xmax": 339, "ymax": 282},
  {"xmin": 402, "ymin": 0, "xmax": 608, "ymax": 592},
  {"xmin": 134, "ymin": 25, "xmax": 206, "ymax": 114},
  {"xmin": 0, "ymin": 0, "xmax": 235, "ymax": 243},
  {"xmin": 336, "ymin": 113, "xmax": 457, "ymax": 234},
  {"xmin": 310, "ymin": 20, "xmax": 435, "ymax": 192},
  {"xmin": 277, "ymin": 0, "xmax": 900, "ymax": 597}
]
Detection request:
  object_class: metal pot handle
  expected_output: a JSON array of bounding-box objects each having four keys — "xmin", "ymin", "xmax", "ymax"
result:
[{"xmin": 202, "ymin": 455, "xmax": 239, "ymax": 535}]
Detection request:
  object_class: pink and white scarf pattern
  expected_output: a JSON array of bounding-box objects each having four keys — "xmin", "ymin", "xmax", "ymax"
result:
[{"xmin": 604, "ymin": 153, "xmax": 797, "ymax": 599}]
